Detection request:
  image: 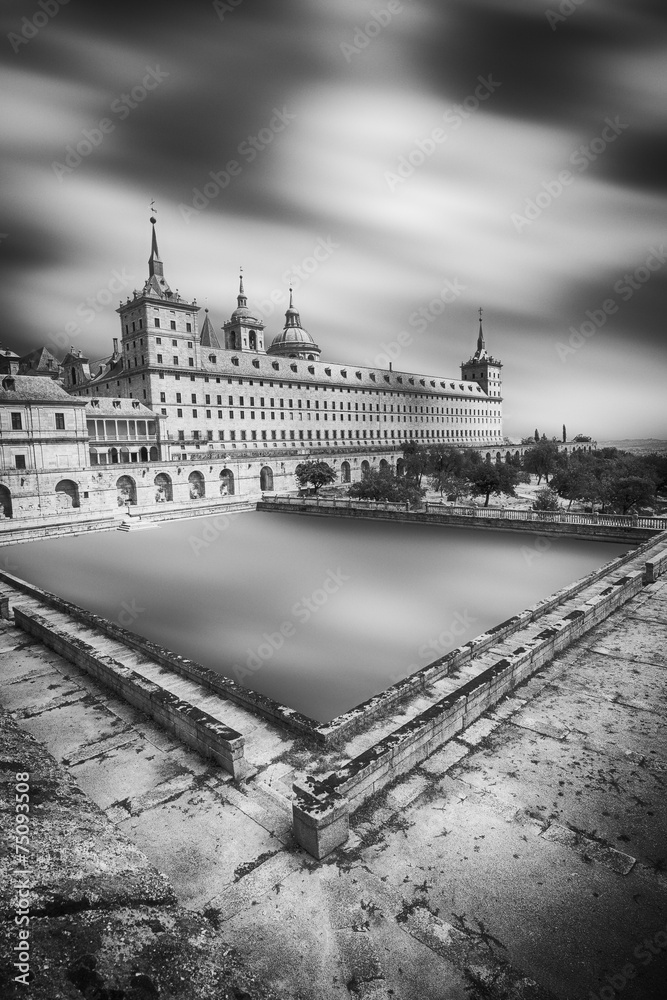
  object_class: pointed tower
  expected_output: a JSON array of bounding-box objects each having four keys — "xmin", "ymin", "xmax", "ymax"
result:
[
  {"xmin": 266, "ymin": 288, "xmax": 321, "ymax": 360},
  {"xmin": 461, "ymin": 308, "xmax": 502, "ymax": 397},
  {"xmin": 200, "ymin": 309, "xmax": 222, "ymax": 352},
  {"xmin": 223, "ymin": 271, "xmax": 265, "ymax": 352},
  {"xmin": 461, "ymin": 308, "xmax": 503, "ymax": 443},
  {"xmin": 116, "ymin": 211, "xmax": 200, "ymax": 376}
]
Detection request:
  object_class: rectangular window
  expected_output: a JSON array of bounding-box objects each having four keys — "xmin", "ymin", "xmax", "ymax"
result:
[
  {"xmin": 206, "ymin": 409, "xmax": 211, "ymax": 418},
  {"xmin": 14, "ymin": 455, "xmax": 26, "ymax": 469},
  {"xmin": 177, "ymin": 408, "xmax": 183, "ymax": 417},
  {"xmin": 192, "ymin": 409, "xmax": 198, "ymax": 418},
  {"xmin": 230, "ymin": 430, "xmax": 236, "ymax": 441},
  {"xmin": 11, "ymin": 412, "xmax": 22, "ymax": 430},
  {"xmin": 188, "ymin": 358, "xmax": 194, "ymax": 367},
  {"xmin": 157, "ymin": 353, "xmax": 163, "ymax": 363},
  {"xmin": 205, "ymin": 395, "xmax": 211, "ymax": 405},
  {"xmin": 156, "ymin": 337, "xmax": 162, "ymax": 344},
  {"xmin": 173, "ymin": 356, "xmax": 179, "ymax": 365},
  {"xmin": 187, "ymin": 341, "xmax": 193, "ymax": 349},
  {"xmin": 55, "ymin": 413, "xmax": 65, "ymax": 430},
  {"xmin": 154, "ymin": 318, "xmax": 160, "ymax": 327},
  {"xmin": 207, "ymin": 430, "xmax": 213, "ymax": 440},
  {"xmin": 193, "ymin": 430, "xmax": 200, "ymax": 440},
  {"xmin": 186, "ymin": 323, "xmax": 192, "ymax": 333},
  {"xmin": 159, "ymin": 392, "xmax": 166, "ymax": 403},
  {"xmin": 178, "ymin": 430, "xmax": 185, "ymax": 441},
  {"xmin": 176, "ymin": 393, "xmax": 182, "ymax": 403},
  {"xmin": 170, "ymin": 321, "xmax": 176, "ymax": 330},
  {"xmin": 191, "ymin": 394, "xmax": 197, "ymax": 404},
  {"xmin": 218, "ymin": 431, "xmax": 224, "ymax": 440}
]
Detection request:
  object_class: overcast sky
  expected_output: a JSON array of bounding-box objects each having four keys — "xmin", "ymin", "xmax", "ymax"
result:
[{"xmin": 1, "ymin": 0, "xmax": 666, "ymax": 440}]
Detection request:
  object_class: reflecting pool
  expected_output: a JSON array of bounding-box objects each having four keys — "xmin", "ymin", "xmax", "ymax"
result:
[{"xmin": 6, "ymin": 512, "xmax": 628, "ymax": 721}]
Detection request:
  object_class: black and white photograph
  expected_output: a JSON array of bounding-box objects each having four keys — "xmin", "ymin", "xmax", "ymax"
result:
[{"xmin": 1, "ymin": 1, "xmax": 666, "ymax": 997}]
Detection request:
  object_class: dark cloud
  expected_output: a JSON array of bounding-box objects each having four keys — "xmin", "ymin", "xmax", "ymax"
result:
[{"xmin": 417, "ymin": 0, "xmax": 666, "ymax": 129}]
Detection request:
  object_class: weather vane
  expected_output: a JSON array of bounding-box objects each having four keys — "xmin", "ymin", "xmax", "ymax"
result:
[{"xmin": 150, "ymin": 198, "xmax": 156, "ymax": 218}]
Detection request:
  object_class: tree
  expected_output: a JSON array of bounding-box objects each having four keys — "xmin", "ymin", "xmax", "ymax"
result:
[
  {"xmin": 532, "ymin": 487, "xmax": 560, "ymax": 512},
  {"xmin": 608, "ymin": 476, "xmax": 656, "ymax": 514},
  {"xmin": 402, "ymin": 441, "xmax": 429, "ymax": 486},
  {"xmin": 468, "ymin": 463, "xmax": 520, "ymax": 507},
  {"xmin": 348, "ymin": 468, "xmax": 425, "ymax": 507},
  {"xmin": 426, "ymin": 446, "xmax": 465, "ymax": 496},
  {"xmin": 523, "ymin": 440, "xmax": 559, "ymax": 484},
  {"xmin": 534, "ymin": 428, "xmax": 540, "ymax": 442},
  {"xmin": 294, "ymin": 461, "xmax": 337, "ymax": 493},
  {"xmin": 562, "ymin": 424, "xmax": 567, "ymax": 443}
]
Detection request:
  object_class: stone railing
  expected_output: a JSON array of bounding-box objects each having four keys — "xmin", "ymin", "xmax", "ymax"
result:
[{"xmin": 260, "ymin": 495, "xmax": 667, "ymax": 531}]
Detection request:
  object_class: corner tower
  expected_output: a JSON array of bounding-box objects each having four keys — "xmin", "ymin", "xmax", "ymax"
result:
[
  {"xmin": 461, "ymin": 308, "xmax": 502, "ymax": 398},
  {"xmin": 116, "ymin": 213, "xmax": 200, "ymax": 374}
]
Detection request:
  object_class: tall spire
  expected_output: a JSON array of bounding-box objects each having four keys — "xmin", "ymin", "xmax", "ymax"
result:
[
  {"xmin": 148, "ymin": 206, "xmax": 164, "ymax": 279},
  {"xmin": 477, "ymin": 306, "xmax": 485, "ymax": 353},
  {"xmin": 284, "ymin": 285, "xmax": 302, "ymax": 328},
  {"xmin": 237, "ymin": 268, "xmax": 247, "ymax": 310}
]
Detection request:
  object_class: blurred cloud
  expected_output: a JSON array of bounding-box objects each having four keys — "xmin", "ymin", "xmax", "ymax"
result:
[{"xmin": 0, "ymin": 0, "xmax": 665, "ymax": 439}]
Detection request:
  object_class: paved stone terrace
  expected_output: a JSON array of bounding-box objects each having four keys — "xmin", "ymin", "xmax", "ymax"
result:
[{"xmin": 0, "ymin": 552, "xmax": 666, "ymax": 996}]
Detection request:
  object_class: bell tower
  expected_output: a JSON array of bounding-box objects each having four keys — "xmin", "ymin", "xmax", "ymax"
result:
[{"xmin": 461, "ymin": 308, "xmax": 503, "ymax": 398}]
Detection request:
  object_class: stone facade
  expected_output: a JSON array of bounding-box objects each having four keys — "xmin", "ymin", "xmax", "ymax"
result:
[
  {"xmin": 64, "ymin": 217, "xmax": 504, "ymax": 460},
  {"xmin": 1, "ymin": 216, "xmax": 510, "ymax": 522}
]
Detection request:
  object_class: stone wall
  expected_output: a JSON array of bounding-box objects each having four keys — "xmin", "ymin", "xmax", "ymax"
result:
[
  {"xmin": 292, "ymin": 566, "xmax": 649, "ymax": 858},
  {"xmin": 14, "ymin": 606, "xmax": 248, "ymax": 780}
]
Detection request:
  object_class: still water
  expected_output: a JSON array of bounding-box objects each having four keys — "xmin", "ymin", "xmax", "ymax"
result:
[{"xmin": 6, "ymin": 512, "xmax": 627, "ymax": 722}]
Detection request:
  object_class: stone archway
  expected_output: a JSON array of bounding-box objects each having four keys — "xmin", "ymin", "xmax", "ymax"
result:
[
  {"xmin": 0, "ymin": 484, "xmax": 13, "ymax": 519},
  {"xmin": 396, "ymin": 459, "xmax": 405, "ymax": 477},
  {"xmin": 220, "ymin": 468, "xmax": 234, "ymax": 496},
  {"xmin": 154, "ymin": 472, "xmax": 173, "ymax": 503},
  {"xmin": 260, "ymin": 466, "xmax": 274, "ymax": 491},
  {"xmin": 379, "ymin": 459, "xmax": 389, "ymax": 471},
  {"xmin": 55, "ymin": 479, "xmax": 80, "ymax": 509},
  {"xmin": 341, "ymin": 461, "xmax": 351, "ymax": 483},
  {"xmin": 116, "ymin": 475, "xmax": 137, "ymax": 507},
  {"xmin": 188, "ymin": 471, "xmax": 205, "ymax": 499},
  {"xmin": 361, "ymin": 460, "xmax": 370, "ymax": 477}
]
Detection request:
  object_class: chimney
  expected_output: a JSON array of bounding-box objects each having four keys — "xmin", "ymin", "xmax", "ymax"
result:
[{"xmin": 113, "ymin": 338, "xmax": 119, "ymax": 354}]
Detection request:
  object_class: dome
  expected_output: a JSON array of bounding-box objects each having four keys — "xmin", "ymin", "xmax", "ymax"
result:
[{"xmin": 266, "ymin": 291, "xmax": 321, "ymax": 358}]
